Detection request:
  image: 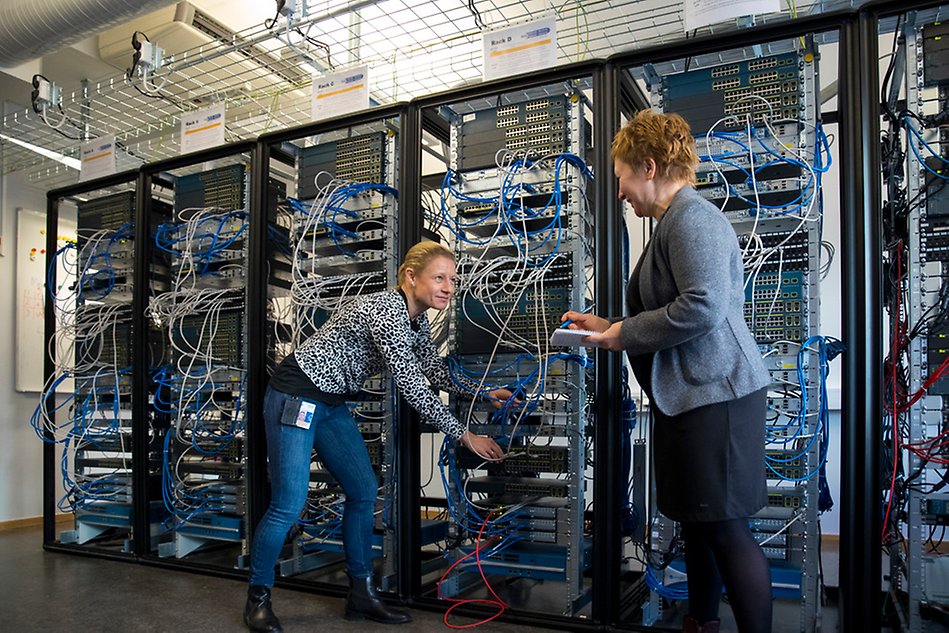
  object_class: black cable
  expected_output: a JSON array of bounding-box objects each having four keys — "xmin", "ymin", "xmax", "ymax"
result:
[
  {"xmin": 881, "ymin": 14, "xmax": 904, "ymax": 123},
  {"xmin": 468, "ymin": 1, "xmax": 486, "ymax": 30},
  {"xmin": 264, "ymin": 5, "xmax": 282, "ymax": 30},
  {"xmin": 817, "ymin": 518, "xmax": 827, "ymax": 606},
  {"xmin": 125, "ymin": 31, "xmax": 152, "ymax": 83},
  {"xmin": 684, "ymin": 30, "xmax": 698, "ymax": 72},
  {"xmin": 295, "ymin": 27, "xmax": 334, "ymax": 69}
]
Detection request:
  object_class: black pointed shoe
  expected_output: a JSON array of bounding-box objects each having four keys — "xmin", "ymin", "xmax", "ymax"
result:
[
  {"xmin": 345, "ymin": 574, "xmax": 412, "ymax": 624},
  {"xmin": 244, "ymin": 585, "xmax": 283, "ymax": 633}
]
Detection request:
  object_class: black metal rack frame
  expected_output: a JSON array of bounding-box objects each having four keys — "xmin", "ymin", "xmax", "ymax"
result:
[
  {"xmin": 252, "ymin": 104, "xmax": 409, "ymax": 596},
  {"xmin": 37, "ymin": 1, "xmax": 945, "ymax": 629},
  {"xmin": 42, "ymin": 168, "xmax": 141, "ymax": 560},
  {"xmin": 405, "ymin": 59, "xmax": 611, "ymax": 631}
]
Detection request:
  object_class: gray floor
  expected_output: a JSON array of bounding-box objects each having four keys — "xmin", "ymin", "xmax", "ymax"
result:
[
  {"xmin": 1, "ymin": 523, "xmax": 945, "ymax": 633},
  {"xmin": 2, "ymin": 524, "xmax": 549, "ymax": 633}
]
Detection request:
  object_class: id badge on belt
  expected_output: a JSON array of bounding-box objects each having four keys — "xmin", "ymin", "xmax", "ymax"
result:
[{"xmin": 280, "ymin": 398, "xmax": 317, "ymax": 430}]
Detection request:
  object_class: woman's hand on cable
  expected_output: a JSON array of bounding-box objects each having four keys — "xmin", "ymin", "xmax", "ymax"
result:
[
  {"xmin": 560, "ymin": 311, "xmax": 611, "ymax": 333},
  {"xmin": 460, "ymin": 431, "xmax": 505, "ymax": 462},
  {"xmin": 486, "ymin": 388, "xmax": 520, "ymax": 410}
]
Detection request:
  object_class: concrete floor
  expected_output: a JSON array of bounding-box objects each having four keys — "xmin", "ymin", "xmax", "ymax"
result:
[
  {"xmin": 3, "ymin": 523, "xmax": 948, "ymax": 633},
  {"xmin": 1, "ymin": 524, "xmax": 549, "ymax": 633}
]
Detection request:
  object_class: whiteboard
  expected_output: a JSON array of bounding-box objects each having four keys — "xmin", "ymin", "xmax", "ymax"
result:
[{"xmin": 16, "ymin": 208, "xmax": 77, "ymax": 393}]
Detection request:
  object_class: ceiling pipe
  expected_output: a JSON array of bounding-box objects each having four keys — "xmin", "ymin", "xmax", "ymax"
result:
[{"xmin": 0, "ymin": 0, "xmax": 177, "ymax": 66}]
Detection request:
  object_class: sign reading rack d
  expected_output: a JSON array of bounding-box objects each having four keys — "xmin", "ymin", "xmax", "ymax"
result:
[
  {"xmin": 180, "ymin": 103, "xmax": 226, "ymax": 155},
  {"xmin": 482, "ymin": 15, "xmax": 557, "ymax": 82},
  {"xmin": 311, "ymin": 65, "xmax": 370, "ymax": 122}
]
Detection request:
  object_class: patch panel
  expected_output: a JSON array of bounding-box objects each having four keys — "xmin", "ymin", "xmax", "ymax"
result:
[
  {"xmin": 748, "ymin": 57, "xmax": 780, "ymax": 71},
  {"xmin": 749, "ymin": 70, "xmax": 780, "ymax": 84},
  {"xmin": 455, "ymin": 444, "xmax": 571, "ymax": 473},
  {"xmin": 525, "ymin": 99, "xmax": 551, "ymax": 111},
  {"xmin": 465, "ymin": 476, "xmax": 571, "ymax": 498},
  {"xmin": 711, "ymin": 64, "xmax": 740, "ymax": 78},
  {"xmin": 725, "ymin": 95, "xmax": 784, "ymax": 115},
  {"xmin": 761, "ymin": 546, "xmax": 789, "ymax": 560},
  {"xmin": 920, "ymin": 216, "xmax": 949, "ymax": 262},
  {"xmin": 174, "ymin": 164, "xmax": 246, "ymax": 214},
  {"xmin": 171, "ymin": 309, "xmax": 243, "ymax": 365},
  {"xmin": 712, "ymin": 77, "xmax": 741, "ymax": 91},
  {"xmin": 78, "ymin": 191, "xmax": 135, "ymax": 232},
  {"xmin": 297, "ymin": 132, "xmax": 387, "ymax": 200},
  {"xmin": 456, "ymin": 95, "xmax": 570, "ymax": 170},
  {"xmin": 766, "ymin": 451, "xmax": 805, "ymax": 480},
  {"xmin": 751, "ymin": 517, "xmax": 793, "ymax": 531},
  {"xmin": 768, "ymin": 397, "xmax": 803, "ymax": 415},
  {"xmin": 754, "ymin": 532, "xmax": 788, "ymax": 547},
  {"xmin": 723, "ymin": 83, "xmax": 784, "ymax": 103},
  {"xmin": 525, "ymin": 111, "xmax": 552, "ymax": 123},
  {"xmin": 767, "ymin": 487, "xmax": 804, "ymax": 509}
]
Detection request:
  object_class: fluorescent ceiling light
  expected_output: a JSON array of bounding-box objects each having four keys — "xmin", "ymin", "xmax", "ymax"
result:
[{"xmin": 0, "ymin": 133, "xmax": 81, "ymax": 170}]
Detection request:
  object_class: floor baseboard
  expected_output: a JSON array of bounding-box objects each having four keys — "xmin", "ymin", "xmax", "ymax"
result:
[{"xmin": 0, "ymin": 514, "xmax": 72, "ymax": 532}]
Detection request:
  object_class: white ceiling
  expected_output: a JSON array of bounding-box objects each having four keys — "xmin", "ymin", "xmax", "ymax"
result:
[
  {"xmin": 0, "ymin": 0, "xmax": 275, "ymax": 110},
  {"xmin": 0, "ymin": 0, "xmax": 879, "ymax": 189}
]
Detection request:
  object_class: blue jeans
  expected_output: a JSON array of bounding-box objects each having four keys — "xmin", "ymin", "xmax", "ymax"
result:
[{"xmin": 249, "ymin": 386, "xmax": 377, "ymax": 587}]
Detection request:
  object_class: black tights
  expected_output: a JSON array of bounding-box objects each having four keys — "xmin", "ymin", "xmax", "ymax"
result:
[{"xmin": 681, "ymin": 519, "xmax": 773, "ymax": 633}]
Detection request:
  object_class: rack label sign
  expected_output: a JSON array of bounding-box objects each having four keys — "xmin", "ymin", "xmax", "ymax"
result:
[
  {"xmin": 683, "ymin": 0, "xmax": 780, "ymax": 31},
  {"xmin": 482, "ymin": 16, "xmax": 557, "ymax": 82},
  {"xmin": 312, "ymin": 65, "xmax": 369, "ymax": 122},
  {"xmin": 180, "ymin": 103, "xmax": 226, "ymax": 155},
  {"xmin": 80, "ymin": 135, "xmax": 116, "ymax": 182}
]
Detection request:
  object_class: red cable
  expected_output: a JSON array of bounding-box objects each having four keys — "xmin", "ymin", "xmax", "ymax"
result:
[
  {"xmin": 880, "ymin": 242, "xmax": 949, "ymax": 542},
  {"xmin": 437, "ymin": 511, "xmax": 508, "ymax": 629},
  {"xmin": 882, "ymin": 242, "xmax": 902, "ymax": 543},
  {"xmin": 897, "ymin": 355, "xmax": 949, "ymax": 413}
]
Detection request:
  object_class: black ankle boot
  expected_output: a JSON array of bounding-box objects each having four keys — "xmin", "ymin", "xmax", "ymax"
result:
[
  {"xmin": 345, "ymin": 574, "xmax": 412, "ymax": 624},
  {"xmin": 682, "ymin": 616, "xmax": 721, "ymax": 633},
  {"xmin": 244, "ymin": 585, "xmax": 283, "ymax": 633}
]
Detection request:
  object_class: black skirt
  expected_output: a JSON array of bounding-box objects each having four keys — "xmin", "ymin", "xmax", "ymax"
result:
[{"xmin": 652, "ymin": 387, "xmax": 768, "ymax": 523}]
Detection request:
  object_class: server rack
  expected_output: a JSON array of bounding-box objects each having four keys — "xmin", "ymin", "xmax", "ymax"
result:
[
  {"xmin": 648, "ymin": 42, "xmax": 826, "ymax": 632},
  {"xmin": 890, "ymin": 8, "xmax": 949, "ymax": 631},
  {"xmin": 134, "ymin": 143, "xmax": 264, "ymax": 572},
  {"xmin": 38, "ymin": 171, "xmax": 160, "ymax": 558},
  {"xmin": 611, "ymin": 7, "xmax": 859, "ymax": 630},
  {"xmin": 409, "ymin": 66, "xmax": 607, "ymax": 629},
  {"xmin": 256, "ymin": 107, "xmax": 404, "ymax": 593}
]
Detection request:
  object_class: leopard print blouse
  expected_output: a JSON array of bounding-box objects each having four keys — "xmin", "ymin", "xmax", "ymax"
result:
[{"xmin": 294, "ymin": 290, "xmax": 481, "ymax": 439}]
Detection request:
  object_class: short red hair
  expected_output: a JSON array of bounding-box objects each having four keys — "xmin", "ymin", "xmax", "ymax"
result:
[{"xmin": 611, "ymin": 109, "xmax": 699, "ymax": 185}]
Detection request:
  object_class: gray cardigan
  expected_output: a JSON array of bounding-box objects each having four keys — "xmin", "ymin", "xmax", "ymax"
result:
[{"xmin": 619, "ymin": 186, "xmax": 769, "ymax": 416}]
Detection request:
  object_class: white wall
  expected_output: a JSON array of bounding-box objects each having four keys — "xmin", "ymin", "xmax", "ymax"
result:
[{"xmin": 0, "ymin": 126, "xmax": 50, "ymax": 521}]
